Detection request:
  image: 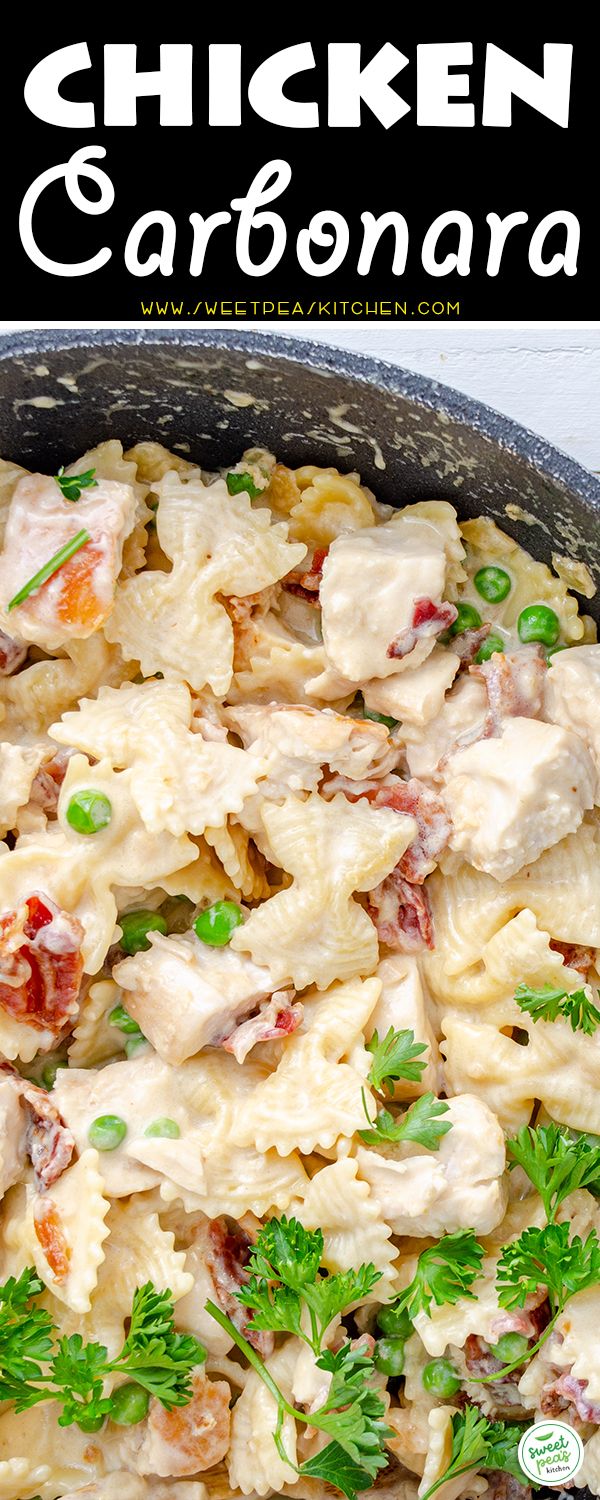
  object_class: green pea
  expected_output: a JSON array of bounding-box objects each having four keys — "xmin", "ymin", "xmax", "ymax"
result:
[
  {"xmin": 194, "ymin": 900, "xmax": 243, "ymax": 947},
  {"xmin": 489, "ymin": 1332, "xmax": 530, "ymax": 1364},
  {"xmin": 119, "ymin": 909, "xmax": 168, "ymax": 956},
  {"xmin": 108, "ymin": 1003, "xmax": 142, "ymax": 1035},
  {"xmin": 374, "ymin": 1336, "xmax": 405, "ymax": 1377},
  {"xmin": 144, "ymin": 1117, "xmax": 180, "ymax": 1138},
  {"xmin": 88, "ymin": 1114, "xmax": 127, "ymax": 1151},
  {"xmin": 474, "ymin": 566, "xmax": 512, "ymax": 603},
  {"xmin": 109, "ymin": 1382, "xmax": 150, "ymax": 1426},
  {"xmin": 475, "ymin": 633, "xmax": 505, "ymax": 664},
  {"xmin": 66, "ymin": 789, "xmax": 112, "ymax": 836},
  {"xmin": 362, "ymin": 705, "xmax": 398, "ymax": 731},
  {"xmin": 547, "ymin": 642, "xmax": 568, "ymax": 661},
  {"xmin": 377, "ymin": 1301, "xmax": 413, "ymax": 1340},
  {"xmin": 41, "ymin": 1058, "xmax": 68, "ymax": 1090},
  {"xmin": 422, "ymin": 1358, "xmax": 461, "ymax": 1398},
  {"xmin": 125, "ymin": 1035, "xmax": 149, "ymax": 1059},
  {"xmin": 517, "ymin": 604, "xmax": 560, "ymax": 647},
  {"xmin": 75, "ymin": 1409, "xmax": 106, "ymax": 1433},
  {"xmin": 449, "ymin": 602, "xmax": 482, "ymax": 636}
]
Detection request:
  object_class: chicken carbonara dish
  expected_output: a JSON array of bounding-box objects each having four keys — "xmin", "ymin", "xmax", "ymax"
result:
[{"xmin": 1, "ymin": 439, "xmax": 600, "ymax": 1500}]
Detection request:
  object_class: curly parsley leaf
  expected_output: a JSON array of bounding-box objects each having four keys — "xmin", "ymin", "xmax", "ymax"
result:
[
  {"xmin": 55, "ymin": 466, "xmax": 98, "ymax": 502},
  {"xmin": 366, "ymin": 1026, "xmax": 428, "ymax": 1095},
  {"xmin": 515, "ymin": 980, "xmax": 600, "ymax": 1035},
  {"xmin": 299, "ymin": 1441, "xmax": 378, "ymax": 1500},
  {"xmin": 237, "ymin": 1216, "xmax": 380, "ymax": 1354},
  {"xmin": 113, "ymin": 1282, "xmax": 205, "ymax": 1407},
  {"xmin": 420, "ymin": 1407, "xmax": 528, "ymax": 1500},
  {"xmin": 395, "ymin": 1230, "xmax": 485, "ymax": 1321},
  {"xmin": 226, "ymin": 470, "xmax": 263, "ymax": 499},
  {"xmin": 359, "ymin": 1091, "xmax": 452, "ymax": 1151},
  {"xmin": 497, "ymin": 1221, "xmax": 600, "ymax": 1312},
  {"xmin": 0, "ymin": 1268, "xmax": 55, "ymax": 1399},
  {"xmin": 507, "ymin": 1122, "xmax": 600, "ymax": 1222}
]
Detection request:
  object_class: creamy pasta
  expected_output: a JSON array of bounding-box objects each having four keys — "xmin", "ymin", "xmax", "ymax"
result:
[{"xmin": 0, "ymin": 438, "xmax": 599, "ymax": 1500}]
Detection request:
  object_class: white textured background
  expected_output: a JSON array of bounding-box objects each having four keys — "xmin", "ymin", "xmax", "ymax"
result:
[{"xmin": 2, "ymin": 323, "xmax": 599, "ymax": 474}]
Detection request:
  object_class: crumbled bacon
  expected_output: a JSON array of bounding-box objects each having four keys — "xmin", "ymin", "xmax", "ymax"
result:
[
  {"xmin": 33, "ymin": 1198, "xmax": 71, "ymax": 1281},
  {"xmin": 471, "ymin": 644, "xmax": 546, "ymax": 736},
  {"xmin": 29, "ymin": 750, "xmax": 72, "ymax": 816},
  {"xmin": 464, "ymin": 1335, "xmax": 505, "ymax": 1379},
  {"xmin": 283, "ymin": 546, "xmax": 328, "ymax": 604},
  {"xmin": 367, "ymin": 869, "xmax": 434, "ymax": 952},
  {"xmin": 486, "ymin": 1473, "xmax": 531, "ymax": 1500},
  {"xmin": 387, "ymin": 597, "xmax": 458, "ymax": 660},
  {"xmin": 346, "ymin": 778, "xmax": 451, "ymax": 884},
  {"xmin": 548, "ymin": 1373, "xmax": 600, "ymax": 1425},
  {"xmin": 550, "ymin": 941, "xmax": 596, "ymax": 978},
  {"xmin": 0, "ymin": 628, "xmax": 27, "ymax": 676},
  {"xmin": 454, "ymin": 623, "xmax": 492, "ymax": 668},
  {"xmin": 0, "ymin": 892, "xmax": 83, "ymax": 1034},
  {"xmin": 205, "ymin": 1216, "xmax": 274, "ymax": 1358},
  {"xmin": 490, "ymin": 1293, "xmax": 550, "ymax": 1344},
  {"xmin": 222, "ymin": 991, "xmax": 303, "ymax": 1064},
  {"xmin": 0, "ymin": 1063, "xmax": 74, "ymax": 1189}
]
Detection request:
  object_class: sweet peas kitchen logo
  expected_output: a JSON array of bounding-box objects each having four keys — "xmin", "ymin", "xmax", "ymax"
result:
[{"xmin": 518, "ymin": 1421, "xmax": 584, "ymax": 1485}]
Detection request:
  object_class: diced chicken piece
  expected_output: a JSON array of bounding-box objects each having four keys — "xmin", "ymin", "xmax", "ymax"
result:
[
  {"xmin": 224, "ymin": 701, "xmax": 399, "ymax": 795},
  {"xmin": 0, "ymin": 473, "xmax": 137, "ymax": 650},
  {"xmin": 0, "ymin": 1075, "xmax": 27, "ymax": 1197},
  {"xmin": 403, "ymin": 676, "xmax": 489, "ymax": 781},
  {"xmin": 356, "ymin": 1093, "xmax": 507, "ymax": 1238},
  {"xmin": 319, "ymin": 505, "xmax": 463, "ymax": 684},
  {"xmin": 114, "ymin": 931, "xmax": 279, "ymax": 1066},
  {"xmin": 59, "ymin": 1479, "xmax": 207, "ymax": 1500},
  {"xmin": 362, "ymin": 647, "xmax": 460, "ymax": 728},
  {"xmin": 0, "ymin": 892, "xmax": 84, "ymax": 1038},
  {"xmin": 133, "ymin": 1370, "xmax": 231, "ymax": 1477},
  {"xmin": 0, "ymin": 742, "xmax": 46, "ymax": 837},
  {"xmin": 442, "ymin": 717, "xmax": 595, "ymax": 881},
  {"xmin": 544, "ymin": 644, "xmax": 600, "ymax": 798},
  {"xmin": 53, "ymin": 1053, "xmax": 181, "ymax": 1195},
  {"xmin": 367, "ymin": 955, "xmax": 441, "ymax": 1098}
]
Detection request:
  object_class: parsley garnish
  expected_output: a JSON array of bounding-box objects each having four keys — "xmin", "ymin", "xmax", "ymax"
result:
[
  {"xmin": 394, "ymin": 1230, "xmax": 485, "ymax": 1321},
  {"xmin": 507, "ymin": 1122, "xmax": 600, "ymax": 1222},
  {"xmin": 359, "ymin": 1090, "xmax": 452, "ymax": 1150},
  {"xmin": 0, "ymin": 1273, "xmax": 205, "ymax": 1427},
  {"xmin": 515, "ymin": 980, "xmax": 600, "ymax": 1035},
  {"xmin": 420, "ymin": 1406, "xmax": 528, "ymax": 1500},
  {"xmin": 366, "ymin": 1026, "xmax": 428, "ymax": 1095},
  {"xmin": 236, "ymin": 1215, "xmax": 381, "ymax": 1357},
  {"xmin": 55, "ymin": 466, "xmax": 98, "ymax": 502},
  {"xmin": 226, "ymin": 470, "xmax": 263, "ymax": 499},
  {"xmin": 476, "ymin": 1221, "xmax": 600, "ymax": 1383},
  {"xmin": 7, "ymin": 529, "xmax": 90, "ymax": 613},
  {"xmin": 206, "ymin": 1215, "xmax": 391, "ymax": 1500}
]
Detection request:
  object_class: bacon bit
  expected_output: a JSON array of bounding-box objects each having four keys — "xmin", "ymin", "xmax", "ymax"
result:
[
  {"xmin": 454, "ymin": 623, "xmax": 492, "ymax": 668},
  {"xmin": 33, "ymin": 1198, "xmax": 71, "ymax": 1281},
  {"xmin": 471, "ymin": 644, "xmax": 546, "ymax": 736},
  {"xmin": 464, "ymin": 1335, "xmax": 505, "ymax": 1379},
  {"xmin": 0, "ymin": 892, "xmax": 83, "ymax": 1034},
  {"xmin": 145, "ymin": 1369, "xmax": 231, "ymax": 1475},
  {"xmin": 205, "ymin": 1216, "xmax": 274, "ymax": 1358},
  {"xmin": 486, "ymin": 1473, "xmax": 531, "ymax": 1500},
  {"xmin": 0, "ymin": 627, "xmax": 27, "ymax": 676},
  {"xmin": 222, "ymin": 991, "xmax": 303, "ymax": 1064},
  {"xmin": 550, "ymin": 1373, "xmax": 600, "ymax": 1425},
  {"xmin": 0, "ymin": 1063, "xmax": 74, "ymax": 1189},
  {"xmin": 29, "ymin": 750, "xmax": 72, "ymax": 817},
  {"xmin": 344, "ymin": 778, "xmax": 450, "ymax": 884},
  {"xmin": 367, "ymin": 869, "xmax": 434, "ymax": 952},
  {"xmin": 283, "ymin": 546, "xmax": 328, "ymax": 604},
  {"xmin": 387, "ymin": 597, "xmax": 458, "ymax": 661},
  {"xmin": 490, "ymin": 1294, "xmax": 550, "ymax": 1344},
  {"xmin": 550, "ymin": 941, "xmax": 596, "ymax": 979}
]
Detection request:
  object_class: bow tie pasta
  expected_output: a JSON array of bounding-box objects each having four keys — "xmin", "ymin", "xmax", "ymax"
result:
[{"xmin": 2, "ymin": 445, "xmax": 600, "ymax": 1500}]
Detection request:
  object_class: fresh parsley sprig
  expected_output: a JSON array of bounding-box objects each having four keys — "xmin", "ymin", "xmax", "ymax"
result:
[
  {"xmin": 237, "ymin": 1215, "xmax": 381, "ymax": 1357},
  {"xmin": 207, "ymin": 1305, "xmax": 391, "ymax": 1500},
  {"xmin": 55, "ymin": 466, "xmax": 98, "ymax": 502},
  {"xmin": 0, "ymin": 1273, "xmax": 205, "ymax": 1428},
  {"xmin": 476, "ymin": 1221, "xmax": 600, "ymax": 1384},
  {"xmin": 393, "ymin": 1230, "xmax": 485, "ymax": 1321},
  {"xmin": 366, "ymin": 1026, "xmax": 428, "ymax": 1095},
  {"xmin": 507, "ymin": 1122, "xmax": 600, "ymax": 1222},
  {"xmin": 420, "ymin": 1406, "xmax": 528, "ymax": 1500},
  {"xmin": 359, "ymin": 1090, "xmax": 452, "ymax": 1151},
  {"xmin": 515, "ymin": 980, "xmax": 600, "ymax": 1035}
]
